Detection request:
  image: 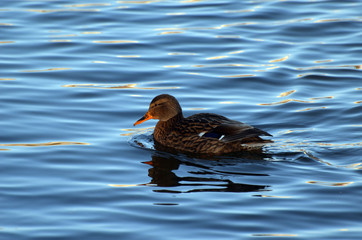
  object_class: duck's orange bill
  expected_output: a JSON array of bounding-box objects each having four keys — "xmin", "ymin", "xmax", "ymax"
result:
[{"xmin": 133, "ymin": 111, "xmax": 153, "ymax": 126}]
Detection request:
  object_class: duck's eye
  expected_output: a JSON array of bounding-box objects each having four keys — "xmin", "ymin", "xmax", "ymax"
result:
[{"xmin": 153, "ymin": 102, "xmax": 165, "ymax": 107}]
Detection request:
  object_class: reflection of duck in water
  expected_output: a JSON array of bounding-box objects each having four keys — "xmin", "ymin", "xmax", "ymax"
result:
[
  {"xmin": 145, "ymin": 154, "xmax": 269, "ymax": 193},
  {"xmin": 134, "ymin": 94, "xmax": 272, "ymax": 155}
]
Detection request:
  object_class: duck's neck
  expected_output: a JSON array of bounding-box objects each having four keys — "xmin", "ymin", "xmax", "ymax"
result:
[{"xmin": 154, "ymin": 112, "xmax": 183, "ymax": 136}]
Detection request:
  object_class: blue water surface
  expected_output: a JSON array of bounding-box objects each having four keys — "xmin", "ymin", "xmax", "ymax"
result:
[{"xmin": 1, "ymin": 0, "xmax": 362, "ymax": 239}]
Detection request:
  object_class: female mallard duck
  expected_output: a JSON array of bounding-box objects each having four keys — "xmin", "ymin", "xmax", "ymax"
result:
[{"xmin": 134, "ymin": 94, "xmax": 272, "ymax": 155}]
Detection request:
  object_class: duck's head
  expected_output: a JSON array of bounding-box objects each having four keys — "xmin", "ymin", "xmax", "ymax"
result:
[{"xmin": 134, "ymin": 94, "xmax": 182, "ymax": 126}]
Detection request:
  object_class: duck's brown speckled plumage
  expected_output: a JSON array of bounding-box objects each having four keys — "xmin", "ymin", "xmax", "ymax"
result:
[{"xmin": 134, "ymin": 94, "xmax": 272, "ymax": 155}]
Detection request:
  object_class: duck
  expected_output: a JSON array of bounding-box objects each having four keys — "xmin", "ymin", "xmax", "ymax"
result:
[{"xmin": 133, "ymin": 94, "xmax": 272, "ymax": 155}]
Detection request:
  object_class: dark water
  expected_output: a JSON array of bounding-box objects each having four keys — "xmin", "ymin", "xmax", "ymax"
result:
[{"xmin": 1, "ymin": 0, "xmax": 362, "ymax": 239}]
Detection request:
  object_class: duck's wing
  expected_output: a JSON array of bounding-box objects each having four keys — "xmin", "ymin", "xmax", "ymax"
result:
[
  {"xmin": 196, "ymin": 118, "xmax": 272, "ymax": 143},
  {"xmin": 185, "ymin": 113, "xmax": 272, "ymax": 143},
  {"xmin": 205, "ymin": 122, "xmax": 272, "ymax": 142}
]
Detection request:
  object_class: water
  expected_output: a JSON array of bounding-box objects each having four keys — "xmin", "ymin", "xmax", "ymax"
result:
[{"xmin": 1, "ymin": 0, "xmax": 362, "ymax": 239}]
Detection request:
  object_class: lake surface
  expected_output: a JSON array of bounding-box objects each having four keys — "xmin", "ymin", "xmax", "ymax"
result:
[{"xmin": 1, "ymin": 0, "xmax": 362, "ymax": 239}]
